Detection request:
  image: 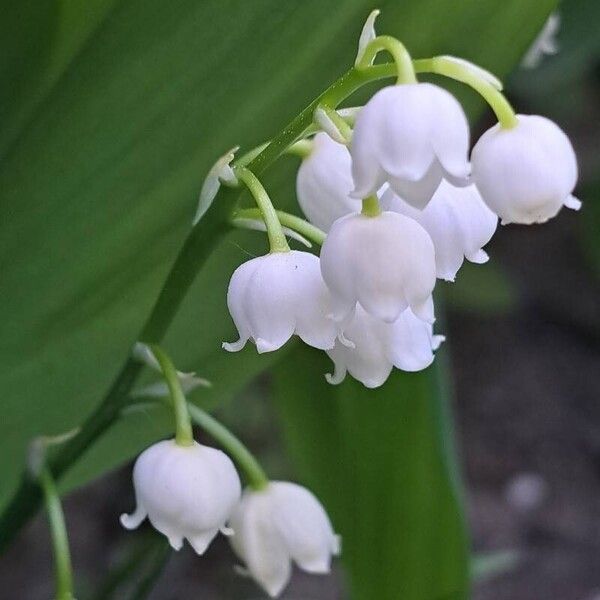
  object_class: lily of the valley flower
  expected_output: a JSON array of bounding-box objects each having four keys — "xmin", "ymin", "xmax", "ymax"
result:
[
  {"xmin": 320, "ymin": 211, "xmax": 436, "ymax": 324},
  {"xmin": 350, "ymin": 83, "xmax": 471, "ymax": 208},
  {"xmin": 223, "ymin": 250, "xmax": 338, "ymax": 354},
  {"xmin": 326, "ymin": 301, "xmax": 444, "ymax": 389},
  {"xmin": 296, "ymin": 132, "xmax": 361, "ymax": 231},
  {"xmin": 229, "ymin": 481, "xmax": 340, "ymax": 598},
  {"xmin": 382, "ymin": 181, "xmax": 497, "ymax": 282},
  {"xmin": 120, "ymin": 439, "xmax": 241, "ymax": 554},
  {"xmin": 471, "ymin": 114, "xmax": 580, "ymax": 225}
]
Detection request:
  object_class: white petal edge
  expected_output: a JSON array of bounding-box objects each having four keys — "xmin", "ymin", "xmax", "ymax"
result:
[{"xmin": 564, "ymin": 194, "xmax": 582, "ymax": 211}]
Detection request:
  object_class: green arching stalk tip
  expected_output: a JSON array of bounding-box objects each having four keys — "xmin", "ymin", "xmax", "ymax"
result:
[
  {"xmin": 358, "ymin": 35, "xmax": 417, "ymax": 84},
  {"xmin": 414, "ymin": 56, "xmax": 518, "ymax": 129},
  {"xmin": 186, "ymin": 403, "xmax": 269, "ymax": 491},
  {"xmin": 149, "ymin": 345, "xmax": 194, "ymax": 447}
]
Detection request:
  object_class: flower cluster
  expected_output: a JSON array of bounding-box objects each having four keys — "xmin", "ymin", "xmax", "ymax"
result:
[
  {"xmin": 122, "ymin": 346, "xmax": 340, "ymax": 598},
  {"xmin": 222, "ymin": 16, "xmax": 580, "ymax": 390},
  {"xmin": 121, "ymin": 440, "xmax": 339, "ymax": 597},
  {"xmin": 116, "ymin": 12, "xmax": 581, "ymax": 600}
]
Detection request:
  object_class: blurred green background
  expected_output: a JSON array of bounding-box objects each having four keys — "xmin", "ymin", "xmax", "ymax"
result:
[{"xmin": 0, "ymin": 0, "xmax": 598, "ymax": 599}]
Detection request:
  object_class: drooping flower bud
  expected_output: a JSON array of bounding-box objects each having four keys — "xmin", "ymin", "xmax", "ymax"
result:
[
  {"xmin": 471, "ymin": 115, "xmax": 580, "ymax": 224},
  {"xmin": 326, "ymin": 301, "xmax": 444, "ymax": 389},
  {"xmin": 296, "ymin": 133, "xmax": 361, "ymax": 231},
  {"xmin": 350, "ymin": 83, "xmax": 470, "ymax": 208},
  {"xmin": 223, "ymin": 250, "xmax": 338, "ymax": 354},
  {"xmin": 228, "ymin": 481, "xmax": 340, "ymax": 598},
  {"xmin": 381, "ymin": 181, "xmax": 497, "ymax": 282},
  {"xmin": 120, "ymin": 440, "xmax": 241, "ymax": 554},
  {"xmin": 320, "ymin": 211, "xmax": 436, "ymax": 324}
]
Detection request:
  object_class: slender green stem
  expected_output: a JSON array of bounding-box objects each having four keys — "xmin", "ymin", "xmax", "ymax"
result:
[
  {"xmin": 40, "ymin": 468, "xmax": 75, "ymax": 600},
  {"xmin": 414, "ymin": 56, "xmax": 518, "ymax": 129},
  {"xmin": 234, "ymin": 208, "xmax": 326, "ymax": 246},
  {"xmin": 357, "ymin": 35, "xmax": 416, "ymax": 84},
  {"xmin": 149, "ymin": 345, "xmax": 193, "ymax": 446},
  {"xmin": 187, "ymin": 403, "xmax": 268, "ymax": 490},
  {"xmin": 235, "ymin": 167, "xmax": 290, "ymax": 253},
  {"xmin": 361, "ymin": 194, "xmax": 381, "ymax": 217},
  {"xmin": 0, "ymin": 62, "xmax": 401, "ymax": 552}
]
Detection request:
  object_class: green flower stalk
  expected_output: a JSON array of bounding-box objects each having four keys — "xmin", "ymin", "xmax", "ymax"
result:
[{"xmin": 39, "ymin": 468, "xmax": 75, "ymax": 600}]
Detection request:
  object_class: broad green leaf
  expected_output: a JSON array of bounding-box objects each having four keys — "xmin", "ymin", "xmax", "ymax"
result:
[
  {"xmin": 0, "ymin": 0, "xmax": 118, "ymax": 157},
  {"xmin": 273, "ymin": 346, "xmax": 469, "ymax": 600},
  {"xmin": 442, "ymin": 261, "xmax": 517, "ymax": 316}
]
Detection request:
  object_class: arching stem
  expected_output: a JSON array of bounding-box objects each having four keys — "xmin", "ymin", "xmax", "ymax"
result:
[
  {"xmin": 186, "ymin": 403, "xmax": 269, "ymax": 490},
  {"xmin": 235, "ymin": 167, "xmax": 290, "ymax": 253},
  {"xmin": 357, "ymin": 35, "xmax": 417, "ymax": 84},
  {"xmin": 149, "ymin": 345, "xmax": 194, "ymax": 446},
  {"xmin": 414, "ymin": 56, "xmax": 518, "ymax": 129}
]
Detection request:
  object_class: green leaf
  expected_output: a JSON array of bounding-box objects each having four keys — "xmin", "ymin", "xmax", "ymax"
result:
[
  {"xmin": 0, "ymin": 0, "xmax": 119, "ymax": 157},
  {"xmin": 443, "ymin": 261, "xmax": 517, "ymax": 316},
  {"xmin": 273, "ymin": 346, "xmax": 469, "ymax": 600}
]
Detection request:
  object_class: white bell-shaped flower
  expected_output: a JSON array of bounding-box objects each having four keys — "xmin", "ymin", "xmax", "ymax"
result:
[
  {"xmin": 228, "ymin": 481, "xmax": 340, "ymax": 598},
  {"xmin": 120, "ymin": 439, "xmax": 241, "ymax": 554},
  {"xmin": 381, "ymin": 181, "xmax": 497, "ymax": 282},
  {"xmin": 224, "ymin": 250, "xmax": 338, "ymax": 354},
  {"xmin": 471, "ymin": 114, "xmax": 580, "ymax": 225},
  {"xmin": 320, "ymin": 211, "xmax": 436, "ymax": 324},
  {"xmin": 296, "ymin": 132, "xmax": 361, "ymax": 231},
  {"xmin": 326, "ymin": 301, "xmax": 444, "ymax": 389},
  {"xmin": 350, "ymin": 83, "xmax": 470, "ymax": 208}
]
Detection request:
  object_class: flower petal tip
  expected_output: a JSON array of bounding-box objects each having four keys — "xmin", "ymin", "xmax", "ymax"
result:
[
  {"xmin": 325, "ymin": 371, "xmax": 345, "ymax": 386},
  {"xmin": 222, "ymin": 338, "xmax": 246, "ymax": 352},
  {"xmin": 564, "ymin": 195, "xmax": 582, "ymax": 211},
  {"xmin": 467, "ymin": 249, "xmax": 489, "ymax": 264},
  {"xmin": 119, "ymin": 509, "xmax": 146, "ymax": 530}
]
